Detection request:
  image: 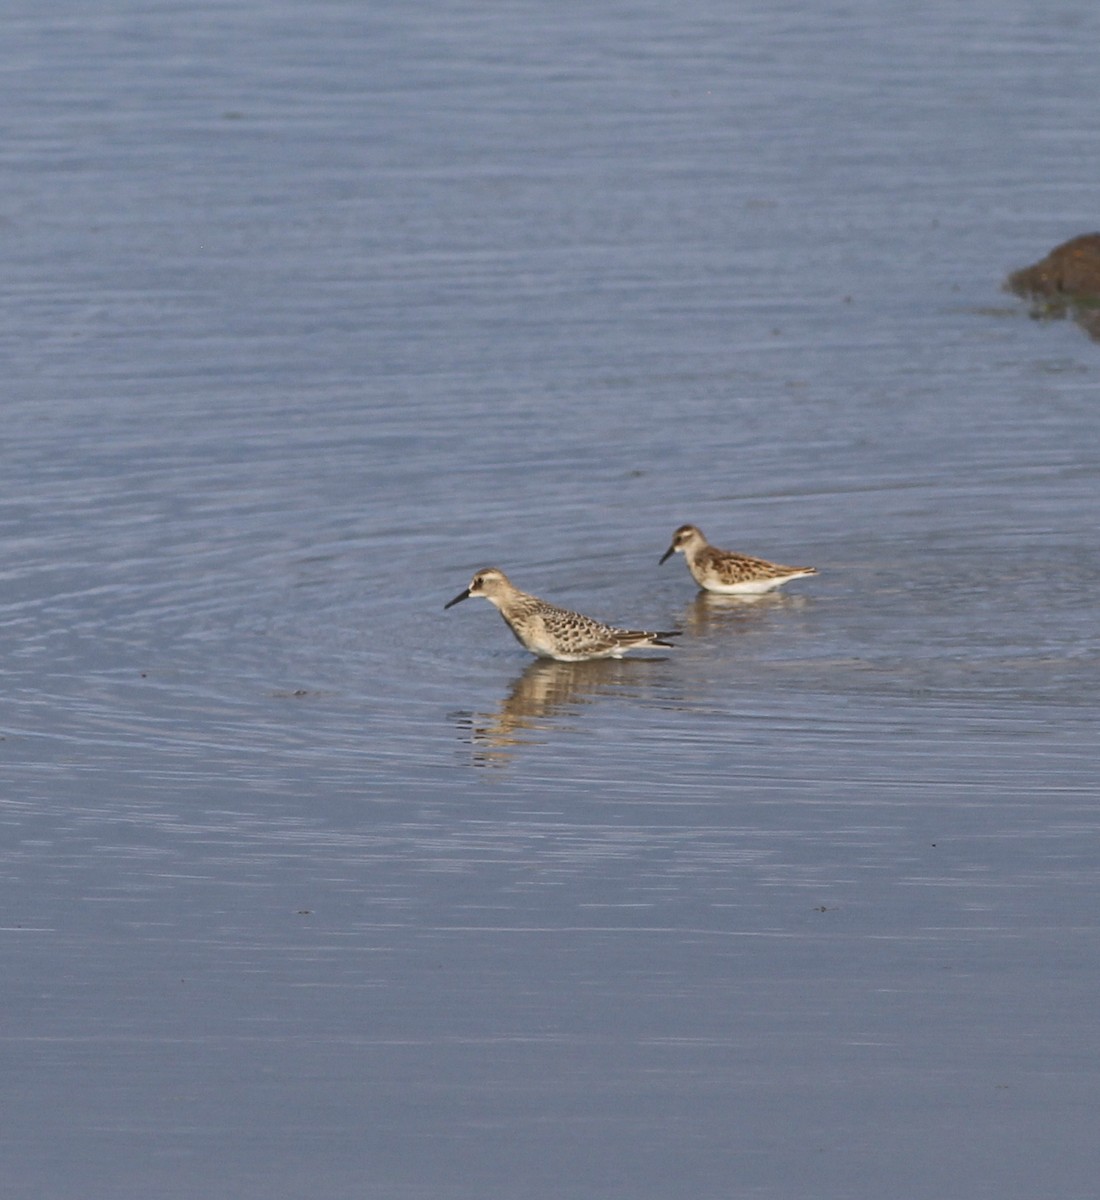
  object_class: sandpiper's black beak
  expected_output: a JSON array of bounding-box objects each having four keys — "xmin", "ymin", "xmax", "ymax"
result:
[
  {"xmin": 444, "ymin": 587, "xmax": 470, "ymax": 610},
  {"xmin": 659, "ymin": 544, "xmax": 676, "ymax": 565}
]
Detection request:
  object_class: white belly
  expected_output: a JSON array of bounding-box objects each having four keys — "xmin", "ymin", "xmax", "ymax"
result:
[{"xmin": 700, "ymin": 575, "xmax": 788, "ymax": 595}]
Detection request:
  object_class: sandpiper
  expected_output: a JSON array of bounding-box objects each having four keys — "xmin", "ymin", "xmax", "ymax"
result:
[
  {"xmin": 659, "ymin": 523, "xmax": 817, "ymax": 595},
  {"xmin": 445, "ymin": 567, "xmax": 680, "ymax": 661}
]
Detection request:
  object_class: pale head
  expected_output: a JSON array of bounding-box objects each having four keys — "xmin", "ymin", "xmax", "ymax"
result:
[
  {"xmin": 444, "ymin": 567, "xmax": 514, "ymax": 610},
  {"xmin": 659, "ymin": 524, "xmax": 705, "ymax": 564}
]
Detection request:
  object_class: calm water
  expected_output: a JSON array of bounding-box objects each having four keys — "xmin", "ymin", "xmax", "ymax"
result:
[{"xmin": 2, "ymin": 2, "xmax": 1099, "ymax": 1197}]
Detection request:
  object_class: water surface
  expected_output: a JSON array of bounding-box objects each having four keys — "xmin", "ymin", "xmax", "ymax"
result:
[{"xmin": 2, "ymin": 2, "xmax": 1099, "ymax": 1197}]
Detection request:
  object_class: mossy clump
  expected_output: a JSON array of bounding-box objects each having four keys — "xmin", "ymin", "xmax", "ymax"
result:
[{"xmin": 1005, "ymin": 233, "xmax": 1100, "ymax": 340}]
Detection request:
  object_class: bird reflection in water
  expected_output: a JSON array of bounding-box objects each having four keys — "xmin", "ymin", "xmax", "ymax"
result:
[
  {"xmin": 679, "ymin": 588, "xmax": 809, "ymax": 637},
  {"xmin": 453, "ymin": 657, "xmax": 661, "ymax": 767}
]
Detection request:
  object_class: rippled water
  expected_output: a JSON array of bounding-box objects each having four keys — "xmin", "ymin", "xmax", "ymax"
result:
[{"xmin": 3, "ymin": 2, "xmax": 1099, "ymax": 1197}]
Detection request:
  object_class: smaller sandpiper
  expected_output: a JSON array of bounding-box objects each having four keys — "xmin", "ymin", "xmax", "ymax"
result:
[
  {"xmin": 659, "ymin": 523, "xmax": 817, "ymax": 595},
  {"xmin": 445, "ymin": 567, "xmax": 680, "ymax": 661}
]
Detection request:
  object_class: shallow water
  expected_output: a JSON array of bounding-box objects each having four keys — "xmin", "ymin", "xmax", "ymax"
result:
[{"xmin": 2, "ymin": 1, "xmax": 1100, "ymax": 1197}]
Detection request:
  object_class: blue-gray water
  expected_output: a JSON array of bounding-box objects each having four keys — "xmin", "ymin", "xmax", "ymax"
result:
[{"xmin": 3, "ymin": 2, "xmax": 1099, "ymax": 1197}]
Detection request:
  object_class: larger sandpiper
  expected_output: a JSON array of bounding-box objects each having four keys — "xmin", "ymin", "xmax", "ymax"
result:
[
  {"xmin": 660, "ymin": 523, "xmax": 817, "ymax": 595},
  {"xmin": 445, "ymin": 567, "xmax": 681, "ymax": 661}
]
